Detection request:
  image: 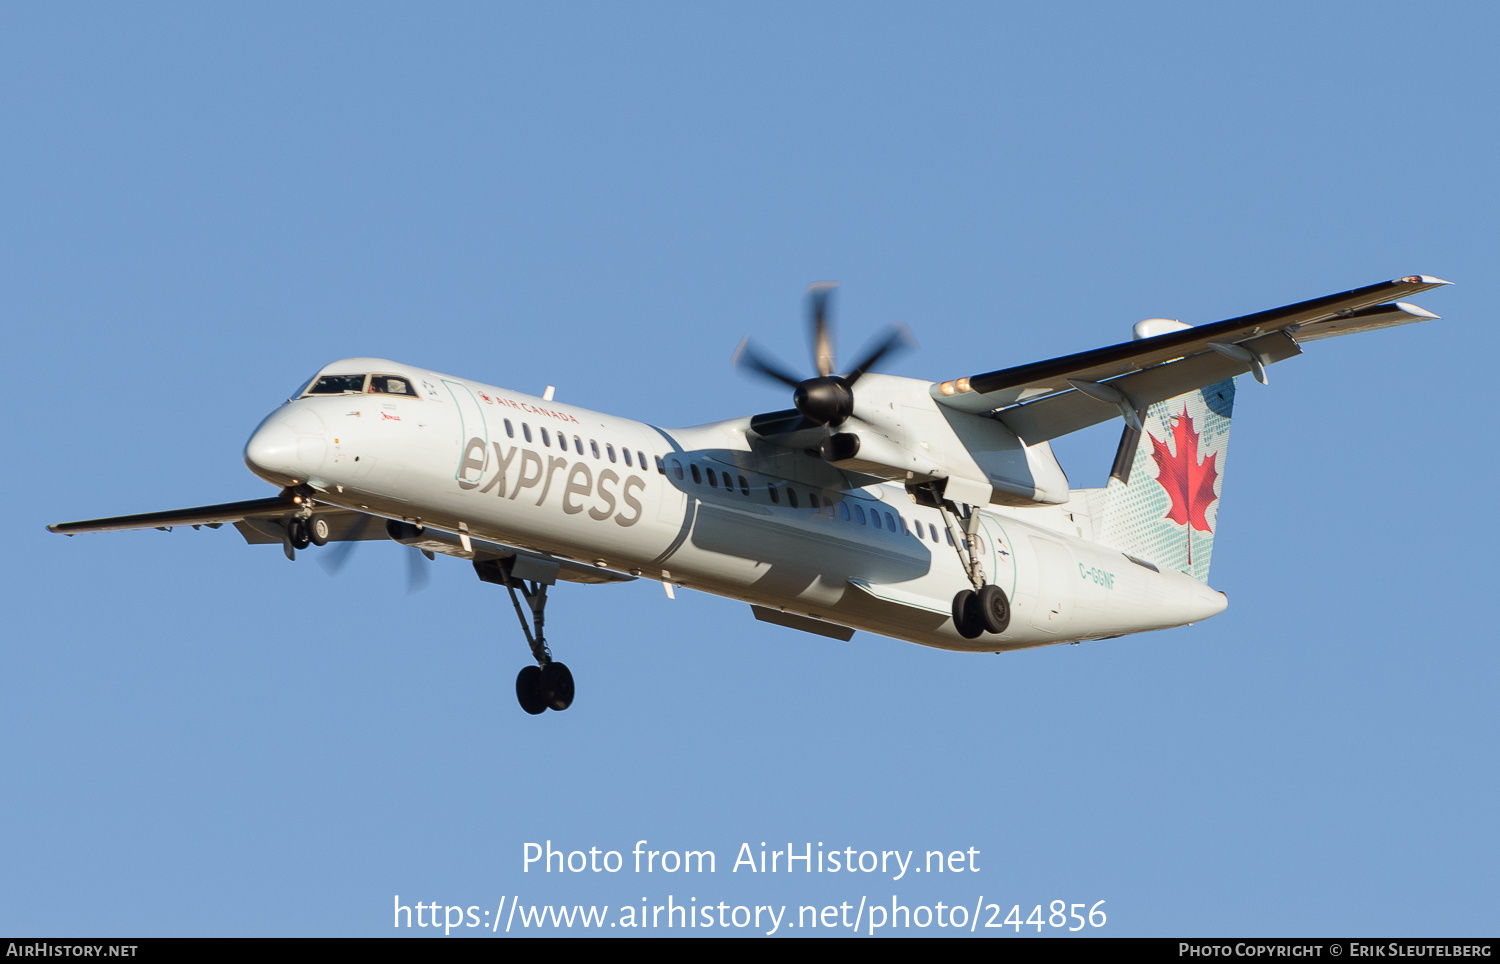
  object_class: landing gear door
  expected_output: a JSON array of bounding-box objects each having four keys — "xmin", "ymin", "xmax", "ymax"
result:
[{"xmin": 442, "ymin": 380, "xmax": 489, "ymax": 485}]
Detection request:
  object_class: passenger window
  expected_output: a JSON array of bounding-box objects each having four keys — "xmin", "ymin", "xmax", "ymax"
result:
[
  {"xmin": 871, "ymin": 511, "xmax": 882, "ymax": 531},
  {"xmin": 738, "ymin": 475, "xmax": 749, "ymax": 495},
  {"xmin": 504, "ymin": 419, "xmax": 514, "ymax": 438},
  {"xmin": 620, "ymin": 447, "xmax": 630, "ymax": 466},
  {"xmin": 638, "ymin": 451, "xmax": 648, "ymax": 471},
  {"xmin": 854, "ymin": 505, "xmax": 866, "ymax": 524},
  {"xmin": 690, "ymin": 464, "xmax": 701, "ymax": 484},
  {"xmin": 591, "ymin": 440, "xmax": 601, "ymax": 459},
  {"xmin": 607, "ymin": 444, "xmax": 617, "ymax": 463},
  {"xmin": 706, "ymin": 468, "xmax": 717, "ymax": 488},
  {"xmin": 787, "ymin": 488, "xmax": 798, "ymax": 509},
  {"xmin": 541, "ymin": 427, "xmax": 551, "ymax": 447},
  {"xmin": 658, "ymin": 456, "xmax": 669, "ymax": 476},
  {"xmin": 723, "ymin": 473, "xmax": 733, "ymax": 492},
  {"xmin": 573, "ymin": 436, "xmax": 583, "ymax": 455},
  {"xmin": 523, "ymin": 423, "xmax": 533, "ymax": 443},
  {"xmin": 767, "ymin": 484, "xmax": 779, "ymax": 504},
  {"xmin": 305, "ymin": 373, "xmax": 368, "ymax": 395},
  {"xmin": 944, "ymin": 528, "xmax": 954, "ymax": 546},
  {"xmin": 885, "ymin": 512, "xmax": 896, "ymax": 531},
  {"xmin": 929, "ymin": 523, "xmax": 939, "ymax": 543},
  {"xmin": 809, "ymin": 493, "xmax": 819, "ymax": 510},
  {"xmin": 670, "ymin": 458, "xmax": 684, "ymax": 481},
  {"xmin": 839, "ymin": 502, "xmax": 850, "ymax": 521}
]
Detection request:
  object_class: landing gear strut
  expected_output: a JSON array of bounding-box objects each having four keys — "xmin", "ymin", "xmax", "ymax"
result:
[
  {"xmin": 475, "ymin": 558, "xmax": 574, "ymax": 715},
  {"xmin": 911, "ymin": 482, "xmax": 1012, "ymax": 639}
]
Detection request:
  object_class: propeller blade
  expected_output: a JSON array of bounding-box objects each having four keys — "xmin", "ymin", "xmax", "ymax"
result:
[
  {"xmin": 732, "ymin": 336, "xmax": 803, "ymax": 389},
  {"xmin": 406, "ymin": 547, "xmax": 431, "ymax": 594},
  {"xmin": 844, "ymin": 323, "xmax": 917, "ymax": 385},
  {"xmin": 807, "ymin": 282, "xmax": 838, "ymax": 377},
  {"xmin": 318, "ymin": 514, "xmax": 375, "ymax": 576}
]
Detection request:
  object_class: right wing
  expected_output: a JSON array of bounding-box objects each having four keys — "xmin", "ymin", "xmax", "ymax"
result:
[{"xmin": 932, "ymin": 276, "xmax": 1449, "ymax": 443}]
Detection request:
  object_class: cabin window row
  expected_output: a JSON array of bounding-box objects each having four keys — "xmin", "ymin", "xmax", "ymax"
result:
[
  {"xmin": 663, "ymin": 457, "xmax": 973, "ymax": 549},
  {"xmin": 501, "ymin": 419, "xmax": 648, "ymax": 471}
]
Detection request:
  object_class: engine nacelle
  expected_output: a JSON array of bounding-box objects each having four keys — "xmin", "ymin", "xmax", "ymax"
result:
[{"xmin": 836, "ymin": 373, "xmax": 1070, "ymax": 506}]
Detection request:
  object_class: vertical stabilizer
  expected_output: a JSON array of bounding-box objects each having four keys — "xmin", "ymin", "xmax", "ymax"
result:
[{"xmin": 1098, "ymin": 379, "xmax": 1235, "ymax": 582}]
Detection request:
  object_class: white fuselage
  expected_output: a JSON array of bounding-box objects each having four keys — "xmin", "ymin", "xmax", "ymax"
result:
[{"xmin": 244, "ymin": 359, "xmax": 1226, "ymax": 652}]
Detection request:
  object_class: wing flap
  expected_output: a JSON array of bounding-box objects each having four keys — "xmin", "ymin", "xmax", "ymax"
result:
[
  {"xmin": 998, "ymin": 330, "xmax": 1300, "ymax": 444},
  {"xmin": 1292, "ymin": 301, "xmax": 1439, "ymax": 342}
]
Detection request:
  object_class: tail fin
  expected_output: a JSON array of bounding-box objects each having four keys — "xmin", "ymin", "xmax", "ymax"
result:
[{"xmin": 1097, "ymin": 379, "xmax": 1235, "ymax": 582}]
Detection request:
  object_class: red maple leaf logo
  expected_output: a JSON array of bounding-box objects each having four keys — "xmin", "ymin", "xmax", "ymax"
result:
[{"xmin": 1149, "ymin": 407, "xmax": 1219, "ymax": 533}]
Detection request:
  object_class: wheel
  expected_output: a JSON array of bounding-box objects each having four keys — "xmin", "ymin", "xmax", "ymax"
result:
[
  {"xmin": 951, "ymin": 590, "xmax": 984, "ymax": 639},
  {"xmin": 539, "ymin": 661, "xmax": 574, "ymax": 711},
  {"xmin": 287, "ymin": 518, "xmax": 311, "ymax": 550},
  {"xmin": 977, "ymin": 584, "xmax": 1011, "ymax": 634},
  {"xmin": 515, "ymin": 665, "xmax": 547, "ymax": 715},
  {"xmin": 308, "ymin": 515, "xmax": 331, "ymax": 547}
]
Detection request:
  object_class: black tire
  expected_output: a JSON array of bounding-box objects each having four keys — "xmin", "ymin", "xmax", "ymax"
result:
[
  {"xmin": 308, "ymin": 515, "xmax": 331, "ymax": 547},
  {"xmin": 952, "ymin": 590, "xmax": 984, "ymax": 639},
  {"xmin": 977, "ymin": 584, "xmax": 1011, "ymax": 634},
  {"xmin": 287, "ymin": 518, "xmax": 311, "ymax": 550},
  {"xmin": 539, "ymin": 662, "xmax": 575, "ymax": 711},
  {"xmin": 516, "ymin": 665, "xmax": 547, "ymax": 715}
]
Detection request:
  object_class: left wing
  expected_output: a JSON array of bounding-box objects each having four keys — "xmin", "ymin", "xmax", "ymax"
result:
[
  {"xmin": 48, "ymin": 497, "xmax": 634, "ymax": 585},
  {"xmin": 48, "ymin": 496, "xmax": 302, "ymax": 534},
  {"xmin": 932, "ymin": 276, "xmax": 1448, "ymax": 443}
]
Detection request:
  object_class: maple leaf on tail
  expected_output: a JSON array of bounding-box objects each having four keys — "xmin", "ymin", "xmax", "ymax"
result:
[{"xmin": 1149, "ymin": 408, "xmax": 1219, "ymax": 533}]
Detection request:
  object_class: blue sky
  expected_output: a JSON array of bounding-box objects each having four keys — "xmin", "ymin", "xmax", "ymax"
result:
[{"xmin": 4, "ymin": 2, "xmax": 1495, "ymax": 936}]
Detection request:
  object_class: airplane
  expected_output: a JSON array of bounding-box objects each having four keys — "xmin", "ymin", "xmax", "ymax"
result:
[{"xmin": 49, "ymin": 275, "xmax": 1449, "ymax": 715}]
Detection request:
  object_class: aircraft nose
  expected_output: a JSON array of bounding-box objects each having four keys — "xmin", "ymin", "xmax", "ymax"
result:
[{"xmin": 244, "ymin": 408, "xmax": 328, "ymax": 485}]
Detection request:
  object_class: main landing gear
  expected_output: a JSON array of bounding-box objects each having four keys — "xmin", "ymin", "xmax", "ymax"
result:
[
  {"xmin": 921, "ymin": 485, "xmax": 1011, "ymax": 640},
  {"xmin": 474, "ymin": 558, "xmax": 575, "ymax": 716},
  {"xmin": 952, "ymin": 584, "xmax": 1011, "ymax": 639}
]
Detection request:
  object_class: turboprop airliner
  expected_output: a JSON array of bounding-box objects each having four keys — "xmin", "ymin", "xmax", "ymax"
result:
[{"xmin": 49, "ymin": 275, "xmax": 1449, "ymax": 715}]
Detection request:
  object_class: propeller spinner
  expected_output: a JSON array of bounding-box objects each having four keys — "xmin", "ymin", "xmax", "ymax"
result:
[{"xmin": 734, "ymin": 283, "xmax": 914, "ymax": 429}]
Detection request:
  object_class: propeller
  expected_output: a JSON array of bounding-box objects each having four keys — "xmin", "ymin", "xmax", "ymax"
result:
[
  {"xmin": 317, "ymin": 513, "xmax": 432, "ymax": 593},
  {"xmin": 734, "ymin": 283, "xmax": 915, "ymax": 429}
]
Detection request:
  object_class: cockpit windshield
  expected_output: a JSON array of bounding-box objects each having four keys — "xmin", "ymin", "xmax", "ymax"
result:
[
  {"xmin": 304, "ymin": 373, "xmax": 368, "ymax": 395},
  {"xmin": 300, "ymin": 372, "xmax": 423, "ymax": 399}
]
